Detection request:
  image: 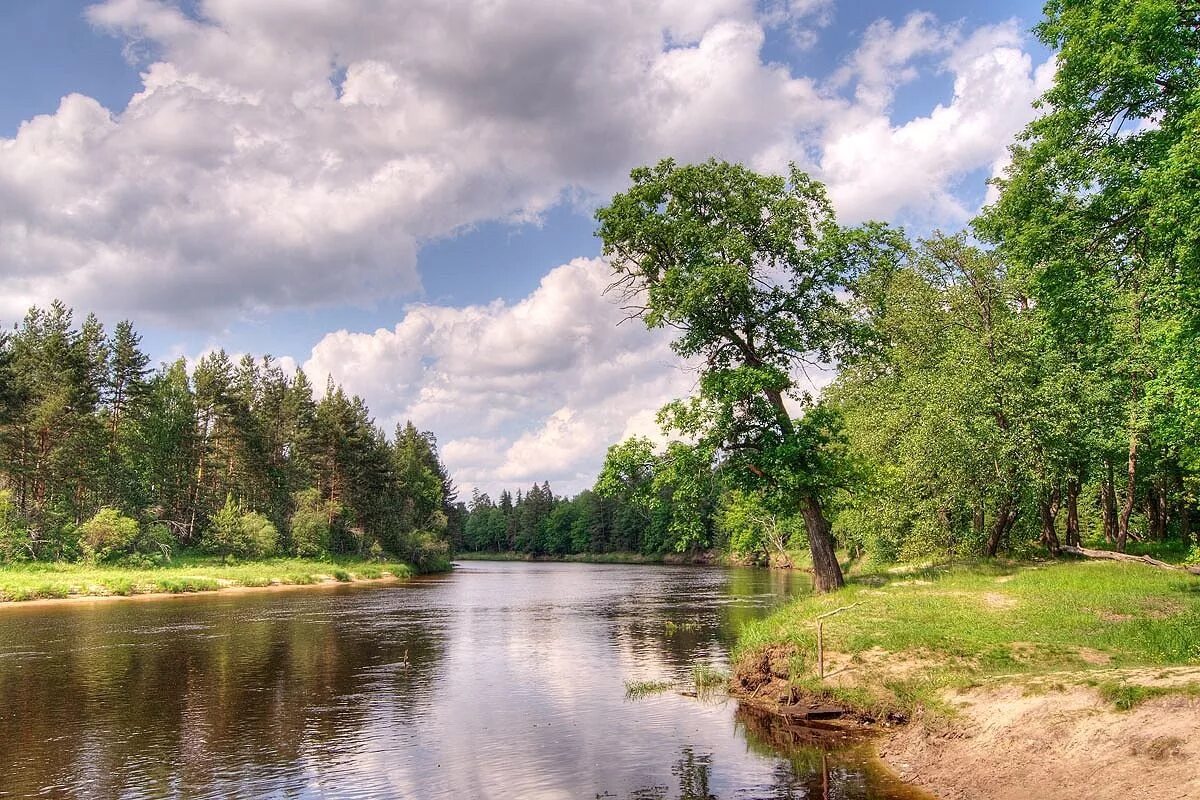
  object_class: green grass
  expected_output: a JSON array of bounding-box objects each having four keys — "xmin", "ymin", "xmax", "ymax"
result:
[
  {"xmin": 624, "ymin": 679, "xmax": 676, "ymax": 699},
  {"xmin": 0, "ymin": 554, "xmax": 420, "ymax": 602},
  {"xmin": 1093, "ymin": 680, "xmax": 1200, "ymax": 710},
  {"xmin": 734, "ymin": 558, "xmax": 1200, "ymax": 714},
  {"xmin": 692, "ymin": 664, "xmax": 727, "ymax": 692}
]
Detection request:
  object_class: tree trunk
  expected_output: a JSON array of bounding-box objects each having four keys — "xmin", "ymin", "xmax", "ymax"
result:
[
  {"xmin": 1181, "ymin": 503, "xmax": 1193, "ymax": 547},
  {"xmin": 800, "ymin": 494, "xmax": 844, "ymax": 593},
  {"xmin": 985, "ymin": 498, "xmax": 1020, "ymax": 557},
  {"xmin": 1039, "ymin": 489, "xmax": 1061, "ymax": 554},
  {"xmin": 1117, "ymin": 436, "xmax": 1139, "ymax": 553},
  {"xmin": 1154, "ymin": 485, "xmax": 1169, "ymax": 541},
  {"xmin": 1101, "ymin": 460, "xmax": 1118, "ymax": 544},
  {"xmin": 1065, "ymin": 477, "xmax": 1080, "ymax": 547},
  {"xmin": 973, "ymin": 505, "xmax": 985, "ymax": 543}
]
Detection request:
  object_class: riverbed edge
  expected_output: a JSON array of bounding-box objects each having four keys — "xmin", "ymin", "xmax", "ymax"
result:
[
  {"xmin": 725, "ymin": 557, "xmax": 1200, "ymax": 799},
  {"xmin": 0, "ymin": 560, "xmax": 450, "ymax": 607}
]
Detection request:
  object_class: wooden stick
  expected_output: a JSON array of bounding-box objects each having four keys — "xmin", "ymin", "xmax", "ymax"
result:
[{"xmin": 815, "ymin": 603, "xmax": 861, "ymax": 679}]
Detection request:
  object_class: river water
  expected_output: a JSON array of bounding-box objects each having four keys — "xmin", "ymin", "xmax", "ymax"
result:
[{"xmin": 0, "ymin": 561, "xmax": 930, "ymax": 799}]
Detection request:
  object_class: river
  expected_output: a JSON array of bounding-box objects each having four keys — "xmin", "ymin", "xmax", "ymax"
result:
[{"xmin": 0, "ymin": 561, "xmax": 930, "ymax": 799}]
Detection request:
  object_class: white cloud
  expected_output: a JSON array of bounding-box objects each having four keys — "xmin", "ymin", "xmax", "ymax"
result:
[
  {"xmin": 302, "ymin": 258, "xmax": 696, "ymax": 496},
  {"xmin": 819, "ymin": 18, "xmax": 1056, "ymax": 225},
  {"xmin": 0, "ymin": 2, "xmax": 1051, "ymax": 323},
  {"xmin": 0, "ymin": 0, "xmax": 823, "ymax": 322}
]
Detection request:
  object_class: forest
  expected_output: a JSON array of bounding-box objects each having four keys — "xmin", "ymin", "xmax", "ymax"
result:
[
  {"xmin": 0, "ymin": 306, "xmax": 458, "ymax": 570},
  {"xmin": 459, "ymin": 0, "xmax": 1200, "ymax": 592}
]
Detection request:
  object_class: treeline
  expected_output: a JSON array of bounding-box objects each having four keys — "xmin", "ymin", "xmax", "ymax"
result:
[
  {"xmin": 0, "ymin": 302, "xmax": 457, "ymax": 567},
  {"xmin": 459, "ymin": 441, "xmax": 723, "ymax": 556},
  {"xmin": 463, "ymin": 0, "xmax": 1199, "ymax": 581}
]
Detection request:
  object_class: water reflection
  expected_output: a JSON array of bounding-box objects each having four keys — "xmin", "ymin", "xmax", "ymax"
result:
[{"xmin": 0, "ymin": 562, "xmax": 927, "ymax": 799}]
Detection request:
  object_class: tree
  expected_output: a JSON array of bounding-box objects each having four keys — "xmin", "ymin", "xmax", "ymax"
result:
[
  {"xmin": 596, "ymin": 159, "xmax": 856, "ymax": 591},
  {"xmin": 978, "ymin": 0, "xmax": 1200, "ymax": 551}
]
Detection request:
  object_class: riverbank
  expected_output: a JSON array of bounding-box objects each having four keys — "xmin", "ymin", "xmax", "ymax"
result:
[
  {"xmin": 0, "ymin": 555, "xmax": 434, "ymax": 604},
  {"xmin": 454, "ymin": 550, "xmax": 730, "ymax": 565},
  {"xmin": 730, "ymin": 558, "xmax": 1200, "ymax": 799}
]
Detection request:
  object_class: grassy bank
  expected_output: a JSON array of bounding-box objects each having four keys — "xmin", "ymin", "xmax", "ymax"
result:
[
  {"xmin": 732, "ymin": 558, "xmax": 1200, "ymax": 718},
  {"xmin": 0, "ymin": 554, "xmax": 432, "ymax": 603}
]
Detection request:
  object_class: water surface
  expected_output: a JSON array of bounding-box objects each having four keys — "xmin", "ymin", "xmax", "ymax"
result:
[{"xmin": 0, "ymin": 561, "xmax": 929, "ymax": 799}]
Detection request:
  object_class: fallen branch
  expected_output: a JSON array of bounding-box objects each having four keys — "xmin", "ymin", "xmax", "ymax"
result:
[{"xmin": 1061, "ymin": 545, "xmax": 1200, "ymax": 576}]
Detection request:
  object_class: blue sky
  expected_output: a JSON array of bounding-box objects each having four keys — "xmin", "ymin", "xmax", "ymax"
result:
[{"xmin": 0, "ymin": 0, "xmax": 1053, "ymax": 493}]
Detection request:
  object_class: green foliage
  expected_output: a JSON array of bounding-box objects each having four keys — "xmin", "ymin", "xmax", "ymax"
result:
[
  {"xmin": 0, "ymin": 490, "xmax": 31, "ymax": 562},
  {"xmin": 77, "ymin": 508, "xmax": 141, "ymax": 563},
  {"xmin": 201, "ymin": 496, "xmax": 279, "ymax": 558},
  {"xmin": 717, "ymin": 490, "xmax": 805, "ymax": 564},
  {"xmin": 597, "ymin": 158, "xmax": 867, "ymax": 590},
  {"xmin": 289, "ymin": 488, "xmax": 340, "ymax": 557}
]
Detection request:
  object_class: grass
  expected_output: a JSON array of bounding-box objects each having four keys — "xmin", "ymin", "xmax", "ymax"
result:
[
  {"xmin": 624, "ymin": 679, "xmax": 676, "ymax": 699},
  {"xmin": 692, "ymin": 664, "xmax": 727, "ymax": 692},
  {"xmin": 734, "ymin": 558, "xmax": 1200, "ymax": 716},
  {"xmin": 1092, "ymin": 679, "xmax": 1200, "ymax": 711},
  {"xmin": 0, "ymin": 553, "xmax": 419, "ymax": 602}
]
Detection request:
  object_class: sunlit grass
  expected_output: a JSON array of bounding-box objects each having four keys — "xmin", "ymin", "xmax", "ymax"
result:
[
  {"xmin": 734, "ymin": 559, "xmax": 1200, "ymax": 714},
  {"xmin": 0, "ymin": 554, "xmax": 417, "ymax": 602}
]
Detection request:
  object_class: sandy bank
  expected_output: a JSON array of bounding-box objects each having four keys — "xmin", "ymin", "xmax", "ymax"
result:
[
  {"xmin": 880, "ymin": 673, "xmax": 1200, "ymax": 800},
  {"xmin": 732, "ymin": 651, "xmax": 1200, "ymax": 800}
]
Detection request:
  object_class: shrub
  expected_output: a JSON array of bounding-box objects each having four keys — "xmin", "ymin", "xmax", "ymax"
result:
[
  {"xmin": 0, "ymin": 490, "xmax": 32, "ymax": 562},
  {"xmin": 406, "ymin": 530, "xmax": 450, "ymax": 571},
  {"xmin": 201, "ymin": 496, "xmax": 279, "ymax": 558},
  {"xmin": 288, "ymin": 489, "xmax": 340, "ymax": 557},
  {"xmin": 78, "ymin": 508, "xmax": 141, "ymax": 563}
]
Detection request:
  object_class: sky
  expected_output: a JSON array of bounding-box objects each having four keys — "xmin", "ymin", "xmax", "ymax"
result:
[{"xmin": 0, "ymin": 0, "xmax": 1054, "ymax": 497}]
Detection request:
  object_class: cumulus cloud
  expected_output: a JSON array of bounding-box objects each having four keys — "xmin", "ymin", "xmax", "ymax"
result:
[
  {"xmin": 0, "ymin": 0, "xmax": 827, "ymax": 322},
  {"xmin": 301, "ymin": 258, "xmax": 696, "ymax": 495},
  {"xmin": 0, "ymin": 1, "xmax": 1051, "ymax": 322},
  {"xmin": 301, "ymin": 257, "xmax": 842, "ymax": 497},
  {"xmin": 820, "ymin": 16, "xmax": 1056, "ymax": 224}
]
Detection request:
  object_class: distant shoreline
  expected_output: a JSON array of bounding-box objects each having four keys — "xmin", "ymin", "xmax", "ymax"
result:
[
  {"xmin": 0, "ymin": 556, "xmax": 445, "ymax": 607},
  {"xmin": 0, "ymin": 573, "xmax": 411, "ymax": 610},
  {"xmin": 452, "ymin": 551, "xmax": 731, "ymax": 566}
]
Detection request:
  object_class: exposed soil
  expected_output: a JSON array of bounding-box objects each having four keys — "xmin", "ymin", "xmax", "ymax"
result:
[
  {"xmin": 732, "ymin": 646, "xmax": 1200, "ymax": 800},
  {"xmin": 880, "ymin": 679, "xmax": 1200, "ymax": 800}
]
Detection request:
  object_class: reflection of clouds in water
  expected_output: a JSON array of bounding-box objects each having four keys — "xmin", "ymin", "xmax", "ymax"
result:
[
  {"xmin": 0, "ymin": 563, "xmax": 920, "ymax": 799},
  {"xmin": 341, "ymin": 563, "xmax": 810, "ymax": 798}
]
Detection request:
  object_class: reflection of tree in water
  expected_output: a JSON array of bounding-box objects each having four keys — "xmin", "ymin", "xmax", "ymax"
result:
[
  {"xmin": 608, "ymin": 568, "xmax": 805, "ymax": 676},
  {"xmin": 733, "ymin": 704, "xmax": 926, "ymax": 800},
  {"xmin": 0, "ymin": 595, "xmax": 447, "ymax": 798},
  {"xmin": 626, "ymin": 747, "xmax": 717, "ymax": 800}
]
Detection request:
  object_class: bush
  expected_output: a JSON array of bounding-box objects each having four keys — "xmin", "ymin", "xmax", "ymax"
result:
[
  {"xmin": 288, "ymin": 489, "xmax": 340, "ymax": 557},
  {"xmin": 406, "ymin": 530, "xmax": 450, "ymax": 570},
  {"xmin": 0, "ymin": 490, "xmax": 32, "ymax": 562},
  {"xmin": 201, "ymin": 496, "xmax": 279, "ymax": 558},
  {"xmin": 78, "ymin": 508, "xmax": 141, "ymax": 563}
]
